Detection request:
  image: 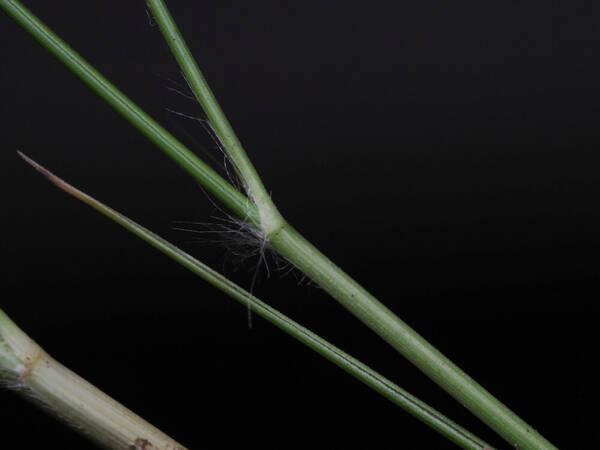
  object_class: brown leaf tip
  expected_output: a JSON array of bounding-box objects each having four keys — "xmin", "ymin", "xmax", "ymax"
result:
[
  {"xmin": 18, "ymin": 151, "xmax": 62, "ymax": 184},
  {"xmin": 17, "ymin": 151, "xmax": 80, "ymax": 197}
]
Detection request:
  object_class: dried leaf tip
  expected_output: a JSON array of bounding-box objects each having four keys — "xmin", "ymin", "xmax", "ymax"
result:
[{"xmin": 17, "ymin": 151, "xmax": 80, "ymax": 197}]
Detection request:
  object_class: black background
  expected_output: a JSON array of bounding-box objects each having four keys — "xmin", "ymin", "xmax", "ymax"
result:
[{"xmin": 1, "ymin": 1, "xmax": 599, "ymax": 448}]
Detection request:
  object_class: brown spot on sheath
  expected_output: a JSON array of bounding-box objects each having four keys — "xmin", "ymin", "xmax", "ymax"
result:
[
  {"xmin": 19, "ymin": 348, "xmax": 44, "ymax": 379},
  {"xmin": 130, "ymin": 438, "xmax": 155, "ymax": 450}
]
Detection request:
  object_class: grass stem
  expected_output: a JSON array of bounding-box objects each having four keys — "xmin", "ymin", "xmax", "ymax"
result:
[
  {"xmin": 145, "ymin": 0, "xmax": 284, "ymax": 238},
  {"xmin": 0, "ymin": 308, "xmax": 186, "ymax": 450}
]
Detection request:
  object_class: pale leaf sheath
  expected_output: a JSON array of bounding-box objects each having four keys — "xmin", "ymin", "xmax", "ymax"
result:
[{"xmin": 0, "ymin": 308, "xmax": 186, "ymax": 450}]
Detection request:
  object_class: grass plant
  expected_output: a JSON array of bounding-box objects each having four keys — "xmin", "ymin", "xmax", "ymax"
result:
[{"xmin": 0, "ymin": 1, "xmax": 562, "ymax": 449}]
